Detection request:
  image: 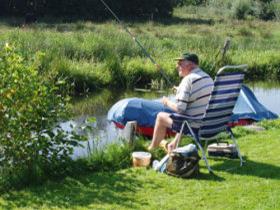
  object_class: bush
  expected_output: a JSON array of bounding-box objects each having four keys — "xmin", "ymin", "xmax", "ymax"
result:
[
  {"xmin": 177, "ymin": 0, "xmax": 207, "ymax": 6},
  {"xmin": 249, "ymin": 0, "xmax": 275, "ymax": 20},
  {"xmin": 0, "ymin": 44, "xmax": 83, "ymax": 188},
  {"xmin": 231, "ymin": 0, "xmax": 253, "ymax": 19},
  {"xmin": 87, "ymin": 143, "xmax": 132, "ymax": 172},
  {"xmin": 272, "ymin": 0, "xmax": 280, "ymax": 20},
  {"xmin": 86, "ymin": 137, "xmax": 164, "ymax": 172},
  {"xmin": 191, "ymin": 0, "xmax": 279, "ymax": 20}
]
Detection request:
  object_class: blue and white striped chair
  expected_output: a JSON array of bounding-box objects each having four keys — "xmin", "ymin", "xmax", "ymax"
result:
[{"xmin": 177, "ymin": 64, "xmax": 248, "ymax": 173}]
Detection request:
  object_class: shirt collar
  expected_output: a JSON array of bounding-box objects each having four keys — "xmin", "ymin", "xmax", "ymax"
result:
[{"xmin": 191, "ymin": 67, "xmax": 201, "ymax": 73}]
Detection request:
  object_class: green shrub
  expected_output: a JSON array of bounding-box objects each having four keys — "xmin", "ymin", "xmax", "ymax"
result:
[
  {"xmin": 87, "ymin": 142, "xmax": 132, "ymax": 172},
  {"xmin": 252, "ymin": 0, "xmax": 276, "ymax": 20},
  {"xmin": 177, "ymin": 0, "xmax": 206, "ymax": 6},
  {"xmin": 195, "ymin": 0, "xmax": 278, "ymax": 20},
  {"xmin": 86, "ymin": 137, "xmax": 165, "ymax": 172},
  {"xmin": 272, "ymin": 0, "xmax": 280, "ymax": 20},
  {"xmin": 231, "ymin": 0, "xmax": 253, "ymax": 19},
  {"xmin": 0, "ymin": 44, "xmax": 83, "ymax": 188}
]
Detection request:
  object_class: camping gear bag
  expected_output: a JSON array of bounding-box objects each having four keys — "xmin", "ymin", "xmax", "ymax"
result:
[
  {"xmin": 207, "ymin": 142, "xmax": 238, "ymax": 159},
  {"xmin": 166, "ymin": 144, "xmax": 200, "ymax": 178}
]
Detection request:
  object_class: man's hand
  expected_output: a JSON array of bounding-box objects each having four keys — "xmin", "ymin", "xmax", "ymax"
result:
[
  {"xmin": 161, "ymin": 96, "xmax": 169, "ymax": 106},
  {"xmin": 162, "ymin": 96, "xmax": 178, "ymax": 112},
  {"xmin": 167, "ymin": 140, "xmax": 177, "ymax": 154}
]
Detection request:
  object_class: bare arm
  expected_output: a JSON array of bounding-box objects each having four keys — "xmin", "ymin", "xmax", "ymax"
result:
[{"xmin": 162, "ymin": 96, "xmax": 179, "ymax": 112}]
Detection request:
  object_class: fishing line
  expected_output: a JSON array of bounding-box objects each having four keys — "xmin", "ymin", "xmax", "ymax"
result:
[{"xmin": 99, "ymin": 0, "xmax": 173, "ymax": 87}]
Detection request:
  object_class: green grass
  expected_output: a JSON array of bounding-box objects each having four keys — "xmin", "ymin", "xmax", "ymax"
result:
[
  {"xmin": 0, "ymin": 7, "xmax": 279, "ymax": 93},
  {"xmin": 0, "ymin": 120, "xmax": 279, "ymax": 209}
]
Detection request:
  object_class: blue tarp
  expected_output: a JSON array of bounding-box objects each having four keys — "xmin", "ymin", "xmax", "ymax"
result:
[{"xmin": 107, "ymin": 85, "xmax": 278, "ymax": 127}]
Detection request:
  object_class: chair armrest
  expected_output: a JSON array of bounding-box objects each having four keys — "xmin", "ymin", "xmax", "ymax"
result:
[
  {"xmin": 170, "ymin": 113, "xmax": 203, "ymax": 124},
  {"xmin": 217, "ymin": 64, "xmax": 248, "ymax": 74}
]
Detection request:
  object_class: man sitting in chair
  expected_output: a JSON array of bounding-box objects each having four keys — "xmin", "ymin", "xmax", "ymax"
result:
[{"xmin": 148, "ymin": 52, "xmax": 214, "ymax": 153}]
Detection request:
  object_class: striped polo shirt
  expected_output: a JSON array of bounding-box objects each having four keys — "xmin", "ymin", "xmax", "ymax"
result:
[{"xmin": 175, "ymin": 68, "xmax": 214, "ymax": 126}]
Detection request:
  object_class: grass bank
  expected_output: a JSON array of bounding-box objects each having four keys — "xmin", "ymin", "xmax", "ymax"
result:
[
  {"xmin": 0, "ymin": 7, "xmax": 279, "ymax": 93},
  {"xmin": 0, "ymin": 119, "xmax": 279, "ymax": 209}
]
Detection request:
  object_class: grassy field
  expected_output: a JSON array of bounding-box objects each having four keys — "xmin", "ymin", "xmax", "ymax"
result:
[
  {"xmin": 0, "ymin": 7, "xmax": 279, "ymax": 92},
  {"xmin": 1, "ymin": 4, "xmax": 280, "ymax": 209},
  {"xmin": 0, "ymin": 120, "xmax": 279, "ymax": 210}
]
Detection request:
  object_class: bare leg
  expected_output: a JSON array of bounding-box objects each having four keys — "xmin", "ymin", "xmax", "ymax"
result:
[{"xmin": 148, "ymin": 112, "xmax": 172, "ymax": 150}]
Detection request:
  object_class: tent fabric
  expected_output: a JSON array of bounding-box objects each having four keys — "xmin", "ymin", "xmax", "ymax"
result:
[
  {"xmin": 107, "ymin": 85, "xmax": 278, "ymax": 127},
  {"xmin": 231, "ymin": 85, "xmax": 278, "ymax": 121}
]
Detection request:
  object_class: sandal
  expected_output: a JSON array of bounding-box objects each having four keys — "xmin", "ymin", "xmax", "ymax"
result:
[{"xmin": 159, "ymin": 140, "xmax": 169, "ymax": 153}]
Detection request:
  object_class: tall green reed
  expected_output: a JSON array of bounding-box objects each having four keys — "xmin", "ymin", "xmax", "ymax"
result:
[{"xmin": 0, "ymin": 16, "xmax": 279, "ymax": 93}]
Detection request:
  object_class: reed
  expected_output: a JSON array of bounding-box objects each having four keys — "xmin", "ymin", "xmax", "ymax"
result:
[{"xmin": 0, "ymin": 7, "xmax": 279, "ymax": 93}]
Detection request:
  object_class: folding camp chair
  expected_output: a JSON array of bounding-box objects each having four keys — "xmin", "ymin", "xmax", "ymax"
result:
[{"xmin": 175, "ymin": 64, "xmax": 248, "ymax": 173}]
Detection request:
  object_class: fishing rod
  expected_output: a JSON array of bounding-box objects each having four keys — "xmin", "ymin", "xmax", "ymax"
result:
[{"xmin": 99, "ymin": 0, "xmax": 173, "ymax": 87}]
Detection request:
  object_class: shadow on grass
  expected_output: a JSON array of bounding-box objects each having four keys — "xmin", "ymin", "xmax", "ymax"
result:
[
  {"xmin": 0, "ymin": 170, "xmax": 152, "ymax": 209},
  {"xmin": 197, "ymin": 171, "xmax": 225, "ymax": 182},
  {"xmin": 211, "ymin": 157, "xmax": 280, "ymax": 180}
]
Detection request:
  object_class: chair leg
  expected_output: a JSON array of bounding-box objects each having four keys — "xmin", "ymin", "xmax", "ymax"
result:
[
  {"xmin": 228, "ymin": 129, "xmax": 244, "ymax": 166},
  {"xmin": 184, "ymin": 121, "xmax": 213, "ymax": 173},
  {"xmin": 204, "ymin": 140, "xmax": 209, "ymax": 153},
  {"xmin": 196, "ymin": 138, "xmax": 213, "ymax": 173}
]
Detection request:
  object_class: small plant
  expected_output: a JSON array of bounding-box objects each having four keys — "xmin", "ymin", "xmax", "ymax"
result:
[
  {"xmin": 87, "ymin": 142, "xmax": 132, "ymax": 171},
  {"xmin": 0, "ymin": 43, "xmax": 84, "ymax": 188}
]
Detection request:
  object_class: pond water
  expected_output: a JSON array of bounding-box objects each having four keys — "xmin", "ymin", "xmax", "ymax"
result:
[
  {"xmin": 248, "ymin": 83, "xmax": 280, "ymax": 116},
  {"xmin": 66, "ymin": 82, "xmax": 280, "ymax": 159},
  {"xmin": 65, "ymin": 89, "xmax": 167, "ymax": 158}
]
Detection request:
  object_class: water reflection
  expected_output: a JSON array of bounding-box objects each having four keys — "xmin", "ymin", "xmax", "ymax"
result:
[{"xmin": 60, "ymin": 118, "xmax": 121, "ymax": 159}]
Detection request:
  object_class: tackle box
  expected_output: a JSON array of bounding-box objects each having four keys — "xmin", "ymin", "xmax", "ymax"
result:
[{"xmin": 207, "ymin": 142, "xmax": 238, "ymax": 159}]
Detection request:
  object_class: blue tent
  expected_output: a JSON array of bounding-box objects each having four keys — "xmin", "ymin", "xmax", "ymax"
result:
[
  {"xmin": 231, "ymin": 85, "xmax": 278, "ymax": 121},
  {"xmin": 107, "ymin": 85, "xmax": 278, "ymax": 129}
]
